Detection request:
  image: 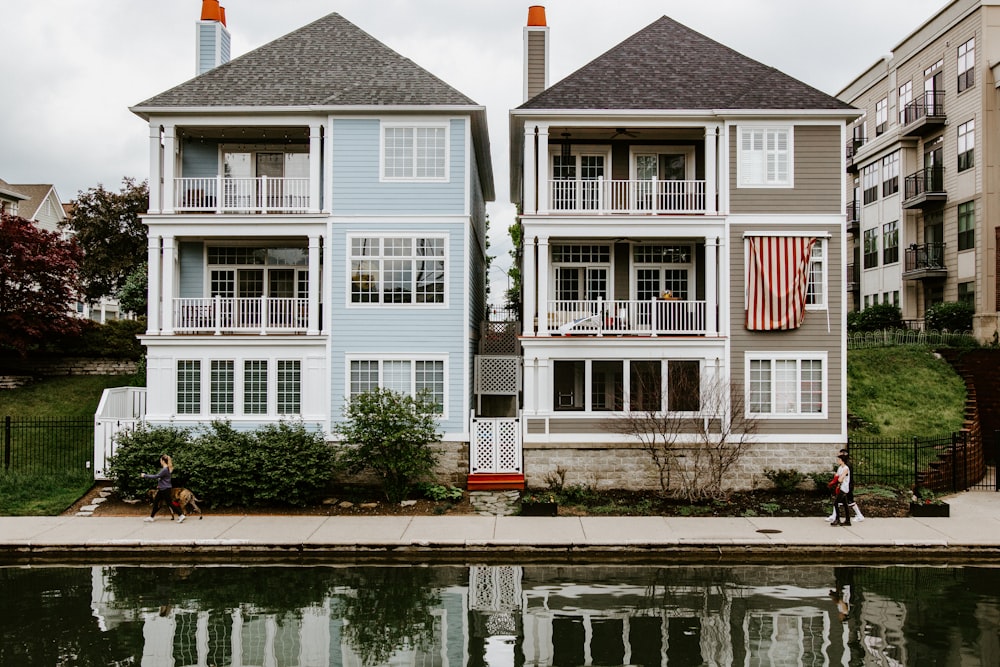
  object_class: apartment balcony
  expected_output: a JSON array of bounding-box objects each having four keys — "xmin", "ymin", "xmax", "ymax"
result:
[
  {"xmin": 547, "ymin": 178, "xmax": 706, "ymax": 215},
  {"xmin": 901, "ymin": 92, "xmax": 946, "ymax": 138},
  {"xmin": 845, "ymin": 138, "xmax": 864, "ymax": 173},
  {"xmin": 846, "ymin": 263, "xmax": 859, "ymax": 293},
  {"xmin": 902, "ymin": 243, "xmax": 947, "ymax": 281},
  {"xmin": 172, "ymin": 296, "xmax": 311, "ymax": 334},
  {"xmin": 173, "ymin": 176, "xmax": 312, "ymax": 214},
  {"xmin": 846, "ymin": 200, "xmax": 859, "ymax": 236},
  {"xmin": 902, "ymin": 166, "xmax": 946, "ymax": 209},
  {"xmin": 544, "ymin": 298, "xmax": 707, "ymax": 336}
]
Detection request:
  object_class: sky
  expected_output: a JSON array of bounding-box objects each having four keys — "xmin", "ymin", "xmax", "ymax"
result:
[{"xmin": 2, "ymin": 0, "xmax": 946, "ymax": 299}]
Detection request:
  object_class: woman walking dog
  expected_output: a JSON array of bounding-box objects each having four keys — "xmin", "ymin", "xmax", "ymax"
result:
[{"xmin": 141, "ymin": 454, "xmax": 186, "ymax": 523}]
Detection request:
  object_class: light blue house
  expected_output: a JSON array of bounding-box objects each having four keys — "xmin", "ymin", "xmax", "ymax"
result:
[{"xmin": 97, "ymin": 7, "xmax": 494, "ymax": 479}]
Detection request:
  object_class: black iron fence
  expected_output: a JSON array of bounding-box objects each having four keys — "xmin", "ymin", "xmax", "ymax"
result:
[
  {"xmin": 2, "ymin": 416, "xmax": 93, "ymax": 473},
  {"xmin": 848, "ymin": 431, "xmax": 994, "ymax": 492}
]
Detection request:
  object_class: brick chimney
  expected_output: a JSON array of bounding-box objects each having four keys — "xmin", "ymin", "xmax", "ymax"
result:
[
  {"xmin": 523, "ymin": 6, "xmax": 549, "ymax": 102},
  {"xmin": 196, "ymin": 0, "xmax": 231, "ymax": 75}
]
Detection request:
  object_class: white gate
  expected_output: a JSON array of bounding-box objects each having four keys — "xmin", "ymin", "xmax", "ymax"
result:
[
  {"xmin": 469, "ymin": 412, "xmax": 522, "ymax": 474},
  {"xmin": 93, "ymin": 387, "xmax": 147, "ymax": 479}
]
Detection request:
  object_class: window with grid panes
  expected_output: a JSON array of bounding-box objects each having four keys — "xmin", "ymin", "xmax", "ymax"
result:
[
  {"xmin": 210, "ymin": 360, "xmax": 234, "ymax": 414},
  {"xmin": 350, "ymin": 236, "xmax": 445, "ymax": 304},
  {"xmin": 243, "ymin": 360, "xmax": 268, "ymax": 414},
  {"xmin": 882, "ymin": 221, "xmax": 899, "ymax": 265},
  {"xmin": 898, "ymin": 81, "xmax": 912, "ymax": 124},
  {"xmin": 277, "ymin": 360, "xmax": 301, "ymax": 415},
  {"xmin": 748, "ymin": 357, "xmax": 824, "ymax": 415},
  {"xmin": 882, "ymin": 152, "xmax": 899, "ymax": 196},
  {"xmin": 958, "ymin": 201, "xmax": 975, "ymax": 250},
  {"xmin": 958, "ymin": 120, "xmax": 974, "ymax": 172},
  {"xmin": 177, "ymin": 361, "xmax": 201, "ymax": 414},
  {"xmin": 862, "ymin": 163, "xmax": 878, "ymax": 205},
  {"xmin": 383, "ymin": 125, "xmax": 446, "ymax": 180},
  {"xmin": 875, "ymin": 97, "xmax": 888, "ymax": 135},
  {"xmin": 805, "ymin": 240, "xmax": 826, "ymax": 308},
  {"xmin": 349, "ymin": 359, "xmax": 444, "ymax": 414},
  {"xmin": 958, "ymin": 38, "xmax": 975, "ymax": 92},
  {"xmin": 863, "ymin": 228, "xmax": 879, "ymax": 269}
]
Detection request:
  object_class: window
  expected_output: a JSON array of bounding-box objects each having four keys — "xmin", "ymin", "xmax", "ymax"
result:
[
  {"xmin": 591, "ymin": 361, "xmax": 624, "ymax": 411},
  {"xmin": 382, "ymin": 125, "xmax": 447, "ymax": 180},
  {"xmin": 863, "ymin": 229, "xmax": 879, "ymax": 269},
  {"xmin": 244, "ymin": 360, "xmax": 268, "ymax": 414},
  {"xmin": 738, "ymin": 126, "xmax": 792, "ymax": 187},
  {"xmin": 630, "ymin": 361, "xmax": 661, "ymax": 412},
  {"xmin": 210, "ymin": 360, "xmax": 234, "ymax": 414},
  {"xmin": 958, "ymin": 120, "xmax": 975, "ymax": 172},
  {"xmin": 958, "ymin": 201, "xmax": 975, "ymax": 251},
  {"xmin": 349, "ymin": 358, "xmax": 445, "ymax": 414},
  {"xmin": 958, "ymin": 38, "xmax": 975, "ymax": 92},
  {"xmin": 554, "ymin": 359, "xmax": 701, "ymax": 413},
  {"xmin": 177, "ymin": 360, "xmax": 201, "ymax": 414},
  {"xmin": 747, "ymin": 355, "xmax": 825, "ymax": 416},
  {"xmin": 805, "ymin": 240, "xmax": 826, "ymax": 309},
  {"xmin": 554, "ymin": 360, "xmax": 585, "ymax": 411},
  {"xmin": 668, "ymin": 361, "xmax": 700, "ymax": 412},
  {"xmin": 350, "ymin": 235, "xmax": 446, "ymax": 305},
  {"xmin": 551, "ymin": 152, "xmax": 606, "ymax": 210},
  {"xmin": 882, "ymin": 152, "xmax": 899, "ymax": 196},
  {"xmin": 882, "ymin": 221, "xmax": 899, "ymax": 265},
  {"xmin": 898, "ymin": 81, "xmax": 912, "ymax": 125},
  {"xmin": 277, "ymin": 360, "xmax": 301, "ymax": 415},
  {"xmin": 958, "ymin": 282, "xmax": 974, "ymax": 307},
  {"xmin": 875, "ymin": 98, "xmax": 888, "ymax": 135},
  {"xmin": 862, "ymin": 163, "xmax": 878, "ymax": 205}
]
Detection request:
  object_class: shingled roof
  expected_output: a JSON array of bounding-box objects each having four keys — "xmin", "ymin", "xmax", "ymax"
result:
[
  {"xmin": 133, "ymin": 13, "xmax": 477, "ymax": 110},
  {"xmin": 518, "ymin": 16, "xmax": 854, "ymax": 111}
]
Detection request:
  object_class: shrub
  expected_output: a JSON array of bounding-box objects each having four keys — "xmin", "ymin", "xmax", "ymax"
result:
[
  {"xmin": 50, "ymin": 318, "xmax": 146, "ymax": 360},
  {"xmin": 335, "ymin": 388, "xmax": 441, "ymax": 503},
  {"xmin": 419, "ymin": 483, "xmax": 463, "ymax": 502},
  {"xmin": 807, "ymin": 470, "xmax": 835, "ymax": 492},
  {"xmin": 924, "ymin": 301, "xmax": 974, "ymax": 332},
  {"xmin": 106, "ymin": 424, "xmax": 194, "ymax": 499},
  {"xmin": 763, "ymin": 468, "xmax": 806, "ymax": 493},
  {"xmin": 851, "ymin": 304, "xmax": 903, "ymax": 332}
]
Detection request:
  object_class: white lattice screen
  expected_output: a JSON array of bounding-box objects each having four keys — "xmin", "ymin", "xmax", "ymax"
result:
[
  {"xmin": 475, "ymin": 356, "xmax": 520, "ymax": 395},
  {"xmin": 470, "ymin": 416, "xmax": 522, "ymax": 473}
]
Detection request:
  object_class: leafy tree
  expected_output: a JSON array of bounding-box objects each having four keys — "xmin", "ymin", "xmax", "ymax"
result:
[
  {"xmin": 117, "ymin": 262, "xmax": 148, "ymax": 316},
  {"xmin": 924, "ymin": 301, "xmax": 974, "ymax": 332},
  {"xmin": 63, "ymin": 177, "xmax": 148, "ymax": 301},
  {"xmin": 849, "ymin": 303, "xmax": 903, "ymax": 332},
  {"xmin": 335, "ymin": 388, "xmax": 441, "ymax": 502},
  {"xmin": 0, "ymin": 213, "xmax": 84, "ymax": 357}
]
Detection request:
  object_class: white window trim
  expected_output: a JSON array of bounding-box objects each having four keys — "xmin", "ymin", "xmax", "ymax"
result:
[
  {"xmin": 736, "ymin": 124, "xmax": 794, "ymax": 188},
  {"xmin": 805, "ymin": 238, "xmax": 827, "ymax": 311},
  {"xmin": 346, "ymin": 355, "xmax": 449, "ymax": 419},
  {"xmin": 173, "ymin": 356, "xmax": 305, "ymax": 419},
  {"xmin": 627, "ymin": 146, "xmax": 697, "ymax": 181},
  {"xmin": 547, "ymin": 144, "xmax": 613, "ymax": 171},
  {"xmin": 379, "ymin": 121, "xmax": 450, "ymax": 183},
  {"xmin": 549, "ymin": 358, "xmax": 704, "ymax": 415},
  {"xmin": 346, "ymin": 233, "xmax": 449, "ymax": 309},
  {"xmin": 744, "ymin": 352, "xmax": 828, "ymax": 419}
]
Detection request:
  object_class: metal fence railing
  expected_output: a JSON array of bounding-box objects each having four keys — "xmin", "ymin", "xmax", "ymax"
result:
[
  {"xmin": 2, "ymin": 416, "xmax": 94, "ymax": 473},
  {"xmin": 847, "ymin": 431, "xmax": 989, "ymax": 492}
]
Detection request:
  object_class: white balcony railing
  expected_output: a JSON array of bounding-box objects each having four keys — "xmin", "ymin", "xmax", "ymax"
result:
[
  {"xmin": 173, "ymin": 296, "xmax": 309, "ymax": 334},
  {"xmin": 173, "ymin": 176, "xmax": 311, "ymax": 213},
  {"xmin": 548, "ymin": 178, "xmax": 706, "ymax": 214},
  {"xmin": 546, "ymin": 298, "xmax": 707, "ymax": 336}
]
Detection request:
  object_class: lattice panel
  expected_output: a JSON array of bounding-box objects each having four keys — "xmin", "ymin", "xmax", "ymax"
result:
[
  {"xmin": 476, "ymin": 356, "xmax": 520, "ymax": 395},
  {"xmin": 481, "ymin": 320, "xmax": 520, "ymax": 355},
  {"xmin": 471, "ymin": 420, "xmax": 498, "ymax": 472},
  {"xmin": 470, "ymin": 418, "xmax": 522, "ymax": 473},
  {"xmin": 496, "ymin": 421, "xmax": 521, "ymax": 471},
  {"xmin": 469, "ymin": 566, "xmax": 523, "ymax": 612}
]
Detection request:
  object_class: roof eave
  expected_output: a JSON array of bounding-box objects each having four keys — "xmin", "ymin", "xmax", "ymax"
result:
[
  {"xmin": 131, "ymin": 103, "xmax": 487, "ymax": 120},
  {"xmin": 511, "ymin": 107, "xmax": 859, "ymax": 119}
]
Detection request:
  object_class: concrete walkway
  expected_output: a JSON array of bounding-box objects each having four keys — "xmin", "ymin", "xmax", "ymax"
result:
[{"xmin": 2, "ymin": 491, "xmax": 999, "ymax": 564}]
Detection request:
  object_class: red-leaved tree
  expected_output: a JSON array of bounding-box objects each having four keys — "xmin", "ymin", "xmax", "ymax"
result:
[{"xmin": 0, "ymin": 213, "xmax": 84, "ymax": 357}]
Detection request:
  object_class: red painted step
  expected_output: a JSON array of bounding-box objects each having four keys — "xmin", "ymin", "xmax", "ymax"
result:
[{"xmin": 466, "ymin": 473, "xmax": 525, "ymax": 491}]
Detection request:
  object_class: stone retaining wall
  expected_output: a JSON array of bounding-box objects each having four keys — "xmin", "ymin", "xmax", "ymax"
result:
[{"xmin": 4, "ymin": 357, "xmax": 138, "ymax": 378}]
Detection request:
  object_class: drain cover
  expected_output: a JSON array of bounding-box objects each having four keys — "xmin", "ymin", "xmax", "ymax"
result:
[{"xmin": 756, "ymin": 529, "xmax": 782, "ymax": 534}]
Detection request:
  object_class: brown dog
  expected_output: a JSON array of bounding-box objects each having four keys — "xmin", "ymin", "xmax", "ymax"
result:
[{"xmin": 146, "ymin": 487, "xmax": 204, "ymax": 519}]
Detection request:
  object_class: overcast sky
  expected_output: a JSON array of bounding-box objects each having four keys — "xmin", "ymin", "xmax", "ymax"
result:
[{"xmin": 3, "ymin": 0, "xmax": 945, "ymax": 298}]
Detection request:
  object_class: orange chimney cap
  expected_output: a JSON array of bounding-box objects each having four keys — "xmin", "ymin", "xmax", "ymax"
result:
[
  {"xmin": 219, "ymin": 5, "xmax": 227, "ymax": 26},
  {"xmin": 527, "ymin": 5, "xmax": 547, "ymax": 27},
  {"xmin": 200, "ymin": 0, "xmax": 222, "ymax": 22}
]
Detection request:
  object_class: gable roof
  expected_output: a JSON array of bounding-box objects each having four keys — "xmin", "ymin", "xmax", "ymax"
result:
[
  {"xmin": 0, "ymin": 178, "xmax": 30, "ymax": 203},
  {"xmin": 133, "ymin": 13, "xmax": 477, "ymax": 110},
  {"xmin": 518, "ymin": 16, "xmax": 854, "ymax": 111},
  {"xmin": 6, "ymin": 184, "xmax": 60, "ymax": 220}
]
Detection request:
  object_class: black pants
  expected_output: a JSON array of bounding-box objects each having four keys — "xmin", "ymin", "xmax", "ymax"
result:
[
  {"xmin": 151, "ymin": 489, "xmax": 179, "ymax": 518},
  {"xmin": 835, "ymin": 491, "xmax": 852, "ymax": 523}
]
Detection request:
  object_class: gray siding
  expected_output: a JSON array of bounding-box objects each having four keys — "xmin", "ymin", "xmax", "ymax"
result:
[
  {"xmin": 729, "ymin": 125, "xmax": 842, "ymax": 214},
  {"xmin": 178, "ymin": 242, "xmax": 204, "ymax": 298},
  {"xmin": 331, "ymin": 118, "xmax": 467, "ymax": 215},
  {"xmin": 181, "ymin": 139, "xmax": 218, "ymax": 178},
  {"xmin": 526, "ymin": 30, "xmax": 547, "ymax": 100}
]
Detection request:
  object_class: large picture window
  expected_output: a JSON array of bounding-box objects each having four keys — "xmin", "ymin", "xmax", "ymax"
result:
[
  {"xmin": 881, "ymin": 152, "xmax": 899, "ymax": 197},
  {"xmin": 882, "ymin": 221, "xmax": 899, "ymax": 265},
  {"xmin": 350, "ymin": 235, "xmax": 446, "ymax": 305},
  {"xmin": 382, "ymin": 125, "xmax": 447, "ymax": 180},
  {"xmin": 349, "ymin": 358, "xmax": 445, "ymax": 414},
  {"xmin": 738, "ymin": 126, "xmax": 792, "ymax": 187},
  {"xmin": 552, "ymin": 359, "xmax": 701, "ymax": 413},
  {"xmin": 747, "ymin": 355, "xmax": 825, "ymax": 416},
  {"xmin": 175, "ymin": 358, "xmax": 302, "ymax": 417},
  {"xmin": 861, "ymin": 163, "xmax": 878, "ymax": 205},
  {"xmin": 863, "ymin": 229, "xmax": 879, "ymax": 269}
]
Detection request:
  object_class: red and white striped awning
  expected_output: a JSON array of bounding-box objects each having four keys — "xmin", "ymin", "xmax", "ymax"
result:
[{"xmin": 745, "ymin": 235, "xmax": 817, "ymax": 331}]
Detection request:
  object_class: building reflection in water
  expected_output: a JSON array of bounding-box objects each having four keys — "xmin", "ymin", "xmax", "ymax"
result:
[{"xmin": 76, "ymin": 564, "xmax": 1000, "ymax": 666}]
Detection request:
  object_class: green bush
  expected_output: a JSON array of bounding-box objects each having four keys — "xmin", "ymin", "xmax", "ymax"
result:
[
  {"xmin": 106, "ymin": 424, "xmax": 194, "ymax": 499},
  {"xmin": 850, "ymin": 304, "xmax": 903, "ymax": 332},
  {"xmin": 48, "ymin": 318, "xmax": 146, "ymax": 360},
  {"xmin": 807, "ymin": 470, "xmax": 835, "ymax": 492},
  {"xmin": 763, "ymin": 468, "xmax": 806, "ymax": 493},
  {"xmin": 924, "ymin": 301, "xmax": 974, "ymax": 332}
]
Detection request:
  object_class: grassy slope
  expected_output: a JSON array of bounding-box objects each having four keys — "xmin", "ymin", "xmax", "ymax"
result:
[{"xmin": 847, "ymin": 347, "xmax": 967, "ymax": 437}]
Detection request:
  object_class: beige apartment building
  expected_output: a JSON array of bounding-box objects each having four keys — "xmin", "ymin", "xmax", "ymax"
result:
[{"xmin": 839, "ymin": 0, "xmax": 1000, "ymax": 341}]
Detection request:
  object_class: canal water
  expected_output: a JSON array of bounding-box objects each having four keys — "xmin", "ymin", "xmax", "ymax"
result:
[{"xmin": 2, "ymin": 563, "xmax": 998, "ymax": 666}]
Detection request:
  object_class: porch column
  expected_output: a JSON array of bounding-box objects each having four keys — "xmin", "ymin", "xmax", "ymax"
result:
[
  {"xmin": 309, "ymin": 122, "xmax": 322, "ymax": 213},
  {"xmin": 704, "ymin": 123, "xmax": 719, "ymax": 215},
  {"xmin": 705, "ymin": 235, "xmax": 719, "ymax": 336},
  {"xmin": 148, "ymin": 124, "xmax": 162, "ymax": 214},
  {"xmin": 308, "ymin": 235, "xmax": 321, "ymax": 335},
  {"xmin": 147, "ymin": 235, "xmax": 161, "ymax": 334},
  {"xmin": 537, "ymin": 236, "xmax": 550, "ymax": 335},
  {"xmin": 523, "ymin": 125, "xmax": 537, "ymax": 214},
  {"xmin": 537, "ymin": 126, "xmax": 550, "ymax": 213},
  {"xmin": 161, "ymin": 235, "xmax": 176, "ymax": 335},
  {"xmin": 161, "ymin": 124, "xmax": 177, "ymax": 214},
  {"xmin": 522, "ymin": 235, "xmax": 537, "ymax": 336}
]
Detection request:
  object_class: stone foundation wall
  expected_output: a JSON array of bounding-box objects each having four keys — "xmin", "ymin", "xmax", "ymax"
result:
[
  {"xmin": 5, "ymin": 357, "xmax": 138, "ymax": 378},
  {"xmin": 332, "ymin": 440, "xmax": 469, "ymax": 488}
]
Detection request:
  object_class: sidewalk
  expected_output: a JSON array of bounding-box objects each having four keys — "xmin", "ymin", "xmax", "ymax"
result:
[{"xmin": 3, "ymin": 491, "xmax": 999, "ymax": 564}]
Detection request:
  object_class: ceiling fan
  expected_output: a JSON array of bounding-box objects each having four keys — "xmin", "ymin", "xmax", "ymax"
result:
[{"xmin": 610, "ymin": 128, "xmax": 638, "ymax": 139}]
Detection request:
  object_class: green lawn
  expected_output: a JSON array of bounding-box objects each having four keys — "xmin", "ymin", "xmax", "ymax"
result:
[{"xmin": 0, "ymin": 374, "xmax": 139, "ymax": 417}]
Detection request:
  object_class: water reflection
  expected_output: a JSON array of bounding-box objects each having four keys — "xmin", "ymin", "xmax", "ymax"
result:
[{"xmin": 1, "ymin": 564, "xmax": 999, "ymax": 666}]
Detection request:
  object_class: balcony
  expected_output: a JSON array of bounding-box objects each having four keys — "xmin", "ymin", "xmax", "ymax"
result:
[
  {"xmin": 547, "ymin": 178, "xmax": 706, "ymax": 215},
  {"xmin": 902, "ymin": 92, "xmax": 946, "ymax": 137},
  {"xmin": 172, "ymin": 296, "xmax": 310, "ymax": 334},
  {"xmin": 173, "ymin": 176, "xmax": 312, "ymax": 214},
  {"xmin": 845, "ymin": 138, "xmax": 864, "ymax": 173},
  {"xmin": 902, "ymin": 166, "xmax": 946, "ymax": 209},
  {"xmin": 846, "ymin": 201, "xmax": 859, "ymax": 236},
  {"xmin": 846, "ymin": 263, "xmax": 859, "ymax": 293},
  {"xmin": 902, "ymin": 243, "xmax": 947, "ymax": 281},
  {"xmin": 545, "ymin": 298, "xmax": 707, "ymax": 336}
]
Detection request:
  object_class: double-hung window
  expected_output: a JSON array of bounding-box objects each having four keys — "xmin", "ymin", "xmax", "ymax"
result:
[
  {"xmin": 382, "ymin": 124, "xmax": 448, "ymax": 180},
  {"xmin": 882, "ymin": 152, "xmax": 899, "ymax": 196},
  {"xmin": 958, "ymin": 201, "xmax": 975, "ymax": 251},
  {"xmin": 875, "ymin": 98, "xmax": 888, "ymax": 135},
  {"xmin": 958, "ymin": 120, "xmax": 975, "ymax": 172},
  {"xmin": 177, "ymin": 361, "xmax": 201, "ymax": 414},
  {"xmin": 882, "ymin": 221, "xmax": 899, "ymax": 265},
  {"xmin": 898, "ymin": 81, "xmax": 912, "ymax": 125},
  {"xmin": 863, "ymin": 228, "xmax": 879, "ymax": 269},
  {"xmin": 958, "ymin": 38, "xmax": 975, "ymax": 93},
  {"xmin": 738, "ymin": 126, "xmax": 792, "ymax": 187},
  {"xmin": 553, "ymin": 359, "xmax": 701, "ymax": 413},
  {"xmin": 804, "ymin": 240, "xmax": 827, "ymax": 310},
  {"xmin": 349, "ymin": 358, "xmax": 446, "ymax": 414},
  {"xmin": 350, "ymin": 235, "xmax": 446, "ymax": 305},
  {"xmin": 747, "ymin": 354, "xmax": 826, "ymax": 417},
  {"xmin": 861, "ymin": 163, "xmax": 878, "ymax": 205}
]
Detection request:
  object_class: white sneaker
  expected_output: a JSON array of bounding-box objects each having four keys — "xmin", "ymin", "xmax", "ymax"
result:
[
  {"xmin": 177, "ymin": 515, "xmax": 186, "ymax": 524},
  {"xmin": 143, "ymin": 517, "xmax": 154, "ymax": 523},
  {"xmin": 854, "ymin": 515, "xmax": 865, "ymax": 522},
  {"xmin": 825, "ymin": 513, "xmax": 837, "ymax": 523}
]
